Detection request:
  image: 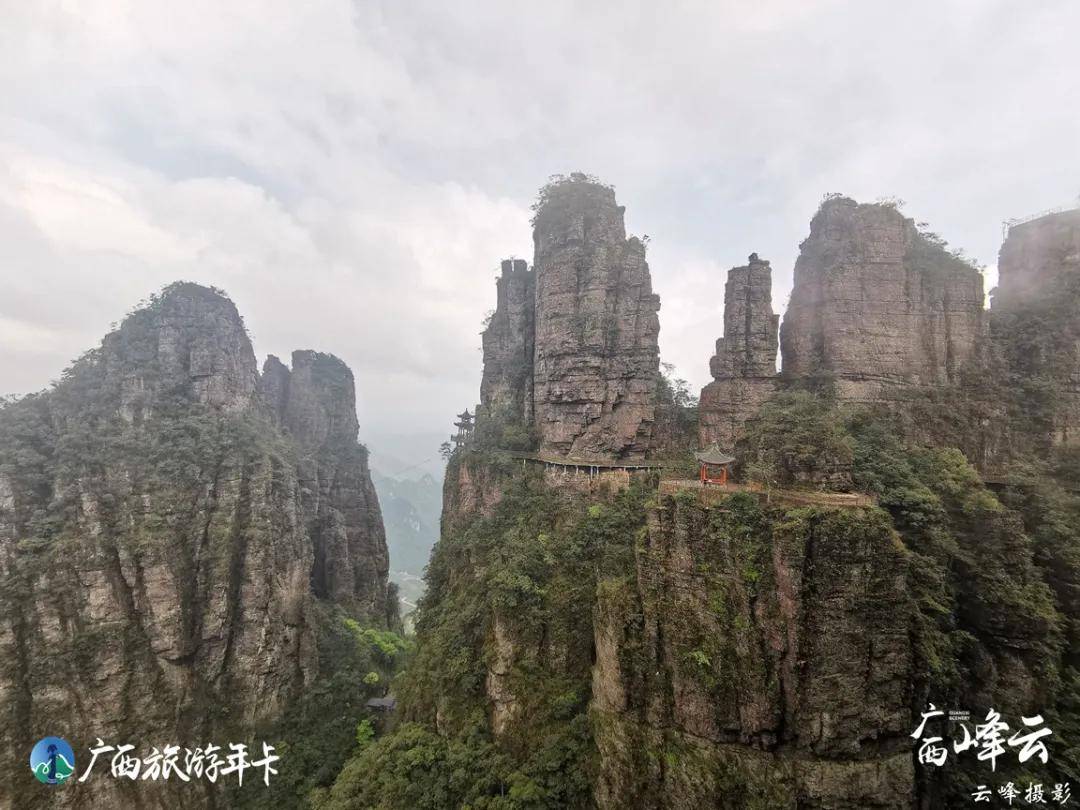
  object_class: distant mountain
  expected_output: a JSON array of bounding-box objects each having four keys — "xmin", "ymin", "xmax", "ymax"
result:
[
  {"xmin": 368, "ymin": 434, "xmax": 447, "ymax": 480},
  {"xmin": 371, "ymin": 469, "xmax": 443, "ymax": 606}
]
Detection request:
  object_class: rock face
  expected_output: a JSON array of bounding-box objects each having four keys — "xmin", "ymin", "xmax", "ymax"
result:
[
  {"xmin": 479, "ymin": 259, "xmax": 535, "ymax": 424},
  {"xmin": 530, "ymin": 175, "xmax": 661, "ymax": 461},
  {"xmin": 0, "ymin": 283, "xmax": 390, "ymax": 808},
  {"xmin": 104, "ymin": 282, "xmax": 258, "ymax": 421},
  {"xmin": 698, "ymin": 254, "xmax": 780, "ymax": 449},
  {"xmin": 475, "ymin": 175, "xmax": 661, "ymax": 462},
  {"xmin": 991, "ymin": 208, "xmax": 1080, "ymax": 448},
  {"xmin": 261, "ymin": 351, "xmax": 390, "ymax": 614},
  {"xmin": 593, "ymin": 496, "xmax": 915, "ymax": 809},
  {"xmin": 780, "ymin": 197, "xmax": 985, "ymax": 402}
]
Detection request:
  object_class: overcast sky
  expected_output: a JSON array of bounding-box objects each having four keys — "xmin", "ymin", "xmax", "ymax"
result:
[{"xmin": 3, "ymin": 1, "xmax": 1078, "ymax": 473}]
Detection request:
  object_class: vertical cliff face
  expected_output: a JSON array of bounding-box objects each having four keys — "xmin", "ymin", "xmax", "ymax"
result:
[
  {"xmin": 991, "ymin": 208, "xmax": 1080, "ymax": 449},
  {"xmin": 593, "ymin": 496, "xmax": 915, "ymax": 809},
  {"xmin": 531, "ymin": 175, "xmax": 661, "ymax": 461},
  {"xmin": 479, "ymin": 259, "xmax": 535, "ymax": 425},
  {"xmin": 780, "ymin": 197, "xmax": 985, "ymax": 402},
  {"xmin": 698, "ymin": 254, "xmax": 780, "ymax": 449},
  {"xmin": 261, "ymin": 351, "xmax": 390, "ymax": 616},
  {"xmin": 0, "ymin": 283, "xmax": 391, "ymax": 808}
]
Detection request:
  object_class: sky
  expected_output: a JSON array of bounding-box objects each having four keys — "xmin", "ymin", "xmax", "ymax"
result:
[{"xmin": 2, "ymin": 0, "xmax": 1078, "ymax": 474}]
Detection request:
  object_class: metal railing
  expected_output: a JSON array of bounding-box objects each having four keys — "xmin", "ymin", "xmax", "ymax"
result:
[{"xmin": 1003, "ymin": 202, "xmax": 1080, "ymax": 239}]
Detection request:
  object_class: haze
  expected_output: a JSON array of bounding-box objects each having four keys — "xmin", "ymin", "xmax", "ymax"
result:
[{"xmin": 2, "ymin": 0, "xmax": 1078, "ymax": 470}]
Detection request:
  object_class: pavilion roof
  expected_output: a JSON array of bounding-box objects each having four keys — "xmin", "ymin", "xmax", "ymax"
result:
[{"xmin": 694, "ymin": 444, "xmax": 736, "ymax": 466}]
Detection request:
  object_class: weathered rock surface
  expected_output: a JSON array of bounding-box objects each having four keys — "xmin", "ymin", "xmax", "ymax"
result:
[
  {"xmin": 479, "ymin": 259, "xmax": 535, "ymax": 425},
  {"xmin": 592, "ymin": 496, "xmax": 915, "ymax": 809},
  {"xmin": 473, "ymin": 175, "xmax": 661, "ymax": 462},
  {"xmin": 780, "ymin": 197, "xmax": 985, "ymax": 402},
  {"xmin": 531, "ymin": 175, "xmax": 661, "ymax": 461},
  {"xmin": 261, "ymin": 351, "xmax": 390, "ymax": 615},
  {"xmin": 991, "ymin": 208, "xmax": 1080, "ymax": 449},
  {"xmin": 103, "ymin": 282, "xmax": 258, "ymax": 421},
  {"xmin": 699, "ymin": 254, "xmax": 780, "ymax": 450},
  {"xmin": 0, "ymin": 283, "xmax": 390, "ymax": 808}
]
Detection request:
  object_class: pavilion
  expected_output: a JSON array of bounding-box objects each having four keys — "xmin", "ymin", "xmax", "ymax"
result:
[{"xmin": 694, "ymin": 444, "xmax": 736, "ymax": 486}]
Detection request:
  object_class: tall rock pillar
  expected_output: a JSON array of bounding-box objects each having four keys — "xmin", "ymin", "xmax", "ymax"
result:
[
  {"xmin": 698, "ymin": 254, "xmax": 779, "ymax": 449},
  {"xmin": 780, "ymin": 197, "xmax": 985, "ymax": 402},
  {"xmin": 991, "ymin": 208, "xmax": 1080, "ymax": 448},
  {"xmin": 531, "ymin": 174, "xmax": 661, "ymax": 461},
  {"xmin": 261, "ymin": 350, "xmax": 390, "ymax": 618},
  {"xmin": 479, "ymin": 259, "xmax": 535, "ymax": 426}
]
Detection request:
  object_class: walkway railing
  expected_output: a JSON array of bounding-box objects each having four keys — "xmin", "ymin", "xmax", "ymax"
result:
[{"xmin": 1003, "ymin": 204, "xmax": 1079, "ymax": 238}]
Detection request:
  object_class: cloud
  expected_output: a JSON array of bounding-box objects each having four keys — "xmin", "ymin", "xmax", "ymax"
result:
[{"xmin": 1, "ymin": 0, "xmax": 1078, "ymax": 462}]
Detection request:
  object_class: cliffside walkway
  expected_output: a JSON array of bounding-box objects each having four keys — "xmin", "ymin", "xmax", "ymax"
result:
[
  {"xmin": 503, "ymin": 451, "xmax": 664, "ymax": 473},
  {"xmin": 500, "ymin": 450, "xmax": 666, "ymax": 493},
  {"xmin": 658, "ymin": 479, "xmax": 875, "ymax": 510}
]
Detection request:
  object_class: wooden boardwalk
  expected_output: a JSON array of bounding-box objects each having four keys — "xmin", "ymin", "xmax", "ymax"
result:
[{"xmin": 658, "ymin": 479, "xmax": 875, "ymax": 509}]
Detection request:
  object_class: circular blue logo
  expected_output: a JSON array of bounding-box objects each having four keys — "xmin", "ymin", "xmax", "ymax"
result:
[{"xmin": 30, "ymin": 737, "xmax": 75, "ymax": 785}]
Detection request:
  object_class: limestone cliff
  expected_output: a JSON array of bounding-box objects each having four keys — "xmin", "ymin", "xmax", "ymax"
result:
[
  {"xmin": 0, "ymin": 283, "xmax": 391, "ymax": 808},
  {"xmin": 531, "ymin": 175, "xmax": 661, "ymax": 461},
  {"xmin": 991, "ymin": 208, "xmax": 1080, "ymax": 450},
  {"xmin": 261, "ymin": 351, "xmax": 389, "ymax": 614},
  {"xmin": 473, "ymin": 176, "xmax": 662, "ymax": 462},
  {"xmin": 779, "ymin": 197, "xmax": 985, "ymax": 402},
  {"xmin": 698, "ymin": 254, "xmax": 780, "ymax": 449},
  {"xmin": 479, "ymin": 259, "xmax": 535, "ymax": 426},
  {"xmin": 316, "ymin": 188, "xmax": 1078, "ymax": 810},
  {"xmin": 593, "ymin": 495, "xmax": 915, "ymax": 809}
]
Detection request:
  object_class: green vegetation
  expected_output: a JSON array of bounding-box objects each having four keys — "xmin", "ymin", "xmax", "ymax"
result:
[
  {"xmin": 530, "ymin": 172, "xmax": 614, "ymax": 225},
  {"xmin": 331, "ymin": 390, "xmax": 1079, "ymax": 806},
  {"xmin": 230, "ymin": 610, "xmax": 410, "ymax": 809},
  {"xmin": 320, "ymin": 464, "xmax": 649, "ymax": 809},
  {"xmin": 651, "ymin": 362, "xmax": 699, "ymax": 474},
  {"xmin": 472, "ymin": 404, "xmax": 538, "ymax": 453},
  {"xmin": 737, "ymin": 391, "xmax": 854, "ymax": 488},
  {"xmin": 741, "ymin": 392, "xmax": 1078, "ymax": 801}
]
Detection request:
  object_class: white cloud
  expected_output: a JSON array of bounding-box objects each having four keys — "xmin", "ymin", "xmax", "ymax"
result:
[{"xmin": 1, "ymin": 0, "xmax": 1078, "ymax": 463}]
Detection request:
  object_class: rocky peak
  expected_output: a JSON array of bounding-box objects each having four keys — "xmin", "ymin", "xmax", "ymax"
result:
[
  {"xmin": 991, "ymin": 207, "xmax": 1080, "ymax": 447},
  {"xmin": 259, "ymin": 351, "xmax": 388, "ymax": 611},
  {"xmin": 530, "ymin": 174, "xmax": 661, "ymax": 461},
  {"xmin": 994, "ymin": 208, "xmax": 1080, "ymax": 306},
  {"xmin": 479, "ymin": 258, "xmax": 535, "ymax": 424},
  {"xmin": 780, "ymin": 196, "xmax": 985, "ymax": 401},
  {"xmin": 709, "ymin": 253, "xmax": 779, "ymax": 379},
  {"xmin": 698, "ymin": 254, "xmax": 780, "ymax": 449},
  {"xmin": 265, "ymin": 350, "xmax": 361, "ymax": 448},
  {"xmin": 0, "ymin": 284, "xmax": 392, "ymax": 807},
  {"xmin": 103, "ymin": 282, "xmax": 258, "ymax": 421}
]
